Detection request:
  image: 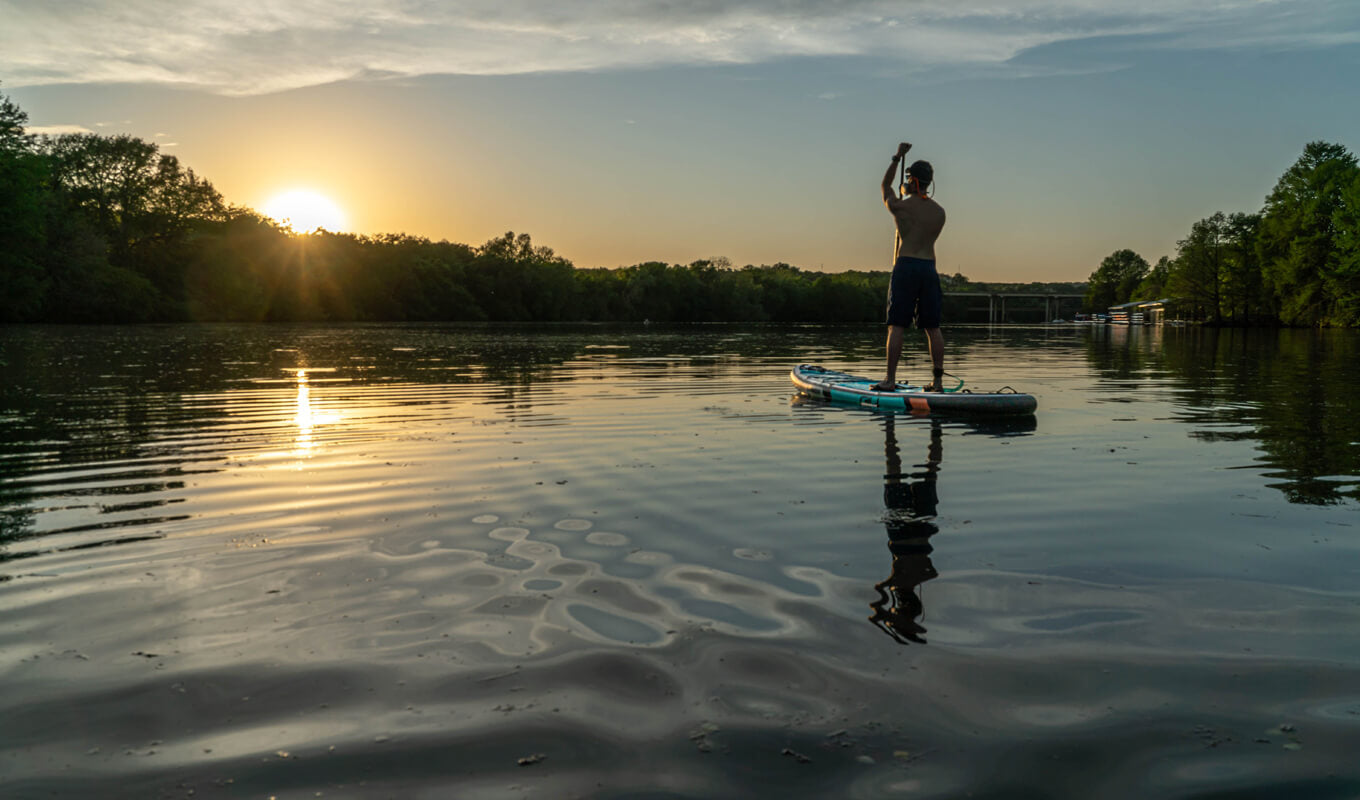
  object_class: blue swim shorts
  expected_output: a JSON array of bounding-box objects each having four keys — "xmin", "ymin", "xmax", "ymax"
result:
[{"xmin": 886, "ymin": 256, "xmax": 943, "ymax": 329}]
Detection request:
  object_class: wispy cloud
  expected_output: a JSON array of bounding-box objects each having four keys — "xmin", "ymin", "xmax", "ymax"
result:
[
  {"xmin": 25, "ymin": 124, "xmax": 97, "ymax": 135},
  {"xmin": 1, "ymin": 0, "xmax": 1355, "ymax": 94}
]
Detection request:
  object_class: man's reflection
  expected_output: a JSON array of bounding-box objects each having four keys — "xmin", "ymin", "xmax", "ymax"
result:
[{"xmin": 869, "ymin": 415, "xmax": 943, "ymax": 645}]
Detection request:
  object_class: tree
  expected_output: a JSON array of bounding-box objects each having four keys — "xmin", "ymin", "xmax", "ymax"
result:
[
  {"xmin": 1133, "ymin": 256, "xmax": 1173, "ymax": 301},
  {"xmin": 1327, "ymin": 171, "xmax": 1360, "ymax": 326},
  {"xmin": 1257, "ymin": 141, "xmax": 1359, "ymax": 326},
  {"xmin": 1085, "ymin": 249, "xmax": 1149, "ymax": 311},
  {"xmin": 0, "ymin": 87, "xmax": 49, "ymax": 320},
  {"xmin": 1168, "ymin": 213, "xmax": 1230, "ymax": 323},
  {"xmin": 0, "ymin": 84, "xmax": 35, "ymax": 153},
  {"xmin": 39, "ymin": 133, "xmax": 228, "ymax": 317},
  {"xmin": 1220, "ymin": 212, "xmax": 1266, "ymax": 324},
  {"xmin": 43, "ymin": 134, "xmax": 226, "ymax": 258}
]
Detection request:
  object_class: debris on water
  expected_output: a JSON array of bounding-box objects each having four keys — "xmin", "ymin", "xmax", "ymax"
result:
[
  {"xmin": 517, "ymin": 753, "xmax": 545, "ymax": 766},
  {"xmin": 1192, "ymin": 726, "xmax": 1232, "ymax": 748},
  {"xmin": 477, "ymin": 666, "xmax": 521, "ymax": 683},
  {"xmin": 689, "ymin": 722, "xmax": 720, "ymax": 753},
  {"xmin": 781, "ymin": 748, "xmax": 811, "ymax": 764},
  {"xmin": 856, "ymin": 755, "xmax": 876, "ymax": 765},
  {"xmin": 894, "ymin": 748, "xmax": 936, "ymax": 765},
  {"xmin": 131, "ymin": 651, "xmax": 159, "ymax": 658},
  {"xmin": 826, "ymin": 729, "xmax": 848, "ymax": 739},
  {"xmin": 1270, "ymin": 724, "xmax": 1302, "ymax": 750},
  {"xmin": 373, "ymin": 735, "xmax": 390, "ymax": 744}
]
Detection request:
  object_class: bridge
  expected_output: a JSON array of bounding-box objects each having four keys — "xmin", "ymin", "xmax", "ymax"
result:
[{"xmin": 944, "ymin": 292, "xmax": 1086, "ymax": 323}]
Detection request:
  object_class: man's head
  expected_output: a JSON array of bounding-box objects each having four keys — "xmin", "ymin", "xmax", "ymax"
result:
[{"xmin": 905, "ymin": 160, "xmax": 933, "ymax": 196}]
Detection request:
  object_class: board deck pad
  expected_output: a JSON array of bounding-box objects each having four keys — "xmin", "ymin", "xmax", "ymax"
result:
[{"xmin": 791, "ymin": 364, "xmax": 1037, "ymax": 415}]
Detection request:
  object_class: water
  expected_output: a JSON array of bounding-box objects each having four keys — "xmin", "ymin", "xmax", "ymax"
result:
[{"xmin": 1, "ymin": 323, "xmax": 1358, "ymax": 799}]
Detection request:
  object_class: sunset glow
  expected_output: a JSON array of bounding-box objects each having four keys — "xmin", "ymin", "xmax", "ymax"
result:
[
  {"xmin": 4, "ymin": 1, "xmax": 1356, "ymax": 279},
  {"xmin": 263, "ymin": 190, "xmax": 347, "ymax": 233}
]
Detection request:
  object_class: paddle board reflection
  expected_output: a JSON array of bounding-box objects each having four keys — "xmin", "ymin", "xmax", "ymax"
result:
[{"xmin": 869, "ymin": 415, "xmax": 943, "ymax": 645}]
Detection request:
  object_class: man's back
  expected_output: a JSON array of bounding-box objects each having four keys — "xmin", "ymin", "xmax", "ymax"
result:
[{"xmin": 886, "ymin": 195, "xmax": 946, "ymax": 261}]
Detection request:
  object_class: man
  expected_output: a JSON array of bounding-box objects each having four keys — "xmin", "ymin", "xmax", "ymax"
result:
[{"xmin": 875, "ymin": 141, "xmax": 946, "ymax": 392}]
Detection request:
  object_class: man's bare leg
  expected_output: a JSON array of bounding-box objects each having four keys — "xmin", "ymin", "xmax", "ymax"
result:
[
  {"xmin": 923, "ymin": 327, "xmax": 945, "ymax": 391},
  {"xmin": 874, "ymin": 325, "xmax": 907, "ymax": 391}
]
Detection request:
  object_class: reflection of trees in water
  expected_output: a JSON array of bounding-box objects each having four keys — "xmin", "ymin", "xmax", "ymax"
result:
[
  {"xmin": 869, "ymin": 417, "xmax": 942, "ymax": 645},
  {"xmin": 0, "ymin": 466, "xmax": 37, "ymax": 547},
  {"xmin": 1086, "ymin": 326, "xmax": 1360, "ymax": 505}
]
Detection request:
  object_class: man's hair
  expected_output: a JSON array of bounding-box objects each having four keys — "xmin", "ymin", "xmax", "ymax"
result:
[{"xmin": 907, "ymin": 160, "xmax": 933, "ymax": 187}]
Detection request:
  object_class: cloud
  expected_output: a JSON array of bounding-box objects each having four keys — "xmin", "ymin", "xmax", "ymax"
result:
[
  {"xmin": 24, "ymin": 124, "xmax": 97, "ymax": 135},
  {"xmin": 1, "ymin": 0, "xmax": 1356, "ymax": 94}
]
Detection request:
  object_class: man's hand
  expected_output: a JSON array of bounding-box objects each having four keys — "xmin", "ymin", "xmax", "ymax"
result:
[{"xmin": 897, "ymin": 142, "xmax": 912, "ymax": 158}]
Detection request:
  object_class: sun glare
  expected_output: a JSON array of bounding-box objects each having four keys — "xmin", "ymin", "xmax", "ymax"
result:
[{"xmin": 263, "ymin": 190, "xmax": 347, "ymax": 233}]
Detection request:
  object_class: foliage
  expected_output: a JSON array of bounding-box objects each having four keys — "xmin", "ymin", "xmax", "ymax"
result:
[
  {"xmin": 1256, "ymin": 141, "xmax": 1359, "ymax": 326},
  {"xmin": 1133, "ymin": 256, "xmax": 1173, "ymax": 301},
  {"xmin": 1326, "ymin": 170, "xmax": 1360, "ymax": 326},
  {"xmin": 1084, "ymin": 249, "xmax": 1149, "ymax": 311},
  {"xmin": 1168, "ymin": 213, "xmax": 1231, "ymax": 323}
]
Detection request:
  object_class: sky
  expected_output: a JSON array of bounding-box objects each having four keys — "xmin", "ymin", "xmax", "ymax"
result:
[{"xmin": 2, "ymin": 0, "xmax": 1359, "ymax": 281}]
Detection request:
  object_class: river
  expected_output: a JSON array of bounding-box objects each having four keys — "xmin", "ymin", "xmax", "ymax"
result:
[{"xmin": 1, "ymin": 323, "xmax": 1357, "ymax": 798}]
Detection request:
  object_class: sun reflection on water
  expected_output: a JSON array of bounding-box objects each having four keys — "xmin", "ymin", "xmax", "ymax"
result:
[{"xmin": 292, "ymin": 369, "xmax": 342, "ymax": 458}]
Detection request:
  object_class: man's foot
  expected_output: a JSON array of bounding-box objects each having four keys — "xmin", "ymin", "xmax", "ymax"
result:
[{"xmin": 872, "ymin": 380, "xmax": 900, "ymax": 392}]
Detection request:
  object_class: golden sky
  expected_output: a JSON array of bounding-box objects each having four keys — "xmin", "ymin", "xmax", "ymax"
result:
[{"xmin": 6, "ymin": 1, "xmax": 1359, "ymax": 280}]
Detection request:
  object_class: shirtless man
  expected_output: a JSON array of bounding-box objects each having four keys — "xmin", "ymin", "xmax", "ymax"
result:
[{"xmin": 875, "ymin": 142, "xmax": 947, "ymax": 392}]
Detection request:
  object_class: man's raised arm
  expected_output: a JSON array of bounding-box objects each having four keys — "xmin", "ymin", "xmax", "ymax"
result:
[{"xmin": 881, "ymin": 142, "xmax": 911, "ymax": 205}]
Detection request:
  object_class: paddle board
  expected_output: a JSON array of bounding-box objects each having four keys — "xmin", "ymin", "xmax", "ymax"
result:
[{"xmin": 791, "ymin": 364, "xmax": 1037, "ymax": 415}]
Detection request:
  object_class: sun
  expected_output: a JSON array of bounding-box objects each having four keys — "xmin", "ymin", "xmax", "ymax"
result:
[{"xmin": 263, "ymin": 189, "xmax": 347, "ymax": 233}]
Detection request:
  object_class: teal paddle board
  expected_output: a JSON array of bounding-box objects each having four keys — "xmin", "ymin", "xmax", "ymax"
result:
[{"xmin": 791, "ymin": 364, "xmax": 1037, "ymax": 415}]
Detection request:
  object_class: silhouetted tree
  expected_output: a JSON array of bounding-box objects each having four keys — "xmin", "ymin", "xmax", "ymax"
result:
[
  {"xmin": 1329, "ymin": 170, "xmax": 1360, "ymax": 325},
  {"xmin": 1134, "ymin": 256, "xmax": 1173, "ymax": 301},
  {"xmin": 1085, "ymin": 249, "xmax": 1148, "ymax": 311},
  {"xmin": 1169, "ymin": 213, "xmax": 1231, "ymax": 323},
  {"xmin": 1258, "ymin": 141, "xmax": 1358, "ymax": 326},
  {"xmin": 0, "ymin": 87, "xmax": 48, "ymax": 320}
]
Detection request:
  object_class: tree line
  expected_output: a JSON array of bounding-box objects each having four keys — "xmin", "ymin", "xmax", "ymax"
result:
[
  {"xmin": 25, "ymin": 85, "xmax": 1339, "ymax": 326},
  {"xmin": 1084, "ymin": 141, "xmax": 1360, "ymax": 326}
]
